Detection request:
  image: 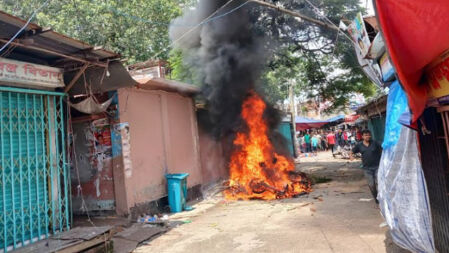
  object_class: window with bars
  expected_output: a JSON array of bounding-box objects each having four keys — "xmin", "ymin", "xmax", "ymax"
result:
[{"xmin": 0, "ymin": 87, "xmax": 70, "ymax": 252}]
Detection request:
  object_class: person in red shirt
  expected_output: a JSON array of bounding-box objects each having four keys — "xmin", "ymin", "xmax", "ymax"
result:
[
  {"xmin": 356, "ymin": 127, "xmax": 362, "ymax": 141},
  {"xmin": 326, "ymin": 131, "xmax": 336, "ymax": 155},
  {"xmin": 343, "ymin": 130, "xmax": 348, "ymax": 145}
]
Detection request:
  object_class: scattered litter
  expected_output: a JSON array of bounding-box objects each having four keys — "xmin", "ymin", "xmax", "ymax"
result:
[
  {"xmin": 161, "ymin": 214, "xmax": 169, "ymax": 221},
  {"xmin": 313, "ymin": 195, "xmax": 323, "ymax": 199},
  {"xmin": 379, "ymin": 222, "xmax": 388, "ymax": 228},
  {"xmin": 359, "ymin": 198, "xmax": 373, "ymax": 202},
  {"xmin": 310, "ymin": 207, "xmax": 317, "ymax": 212},
  {"xmin": 137, "ymin": 215, "xmax": 157, "ymax": 223},
  {"xmin": 299, "ymin": 202, "xmax": 312, "ymax": 207},
  {"xmin": 317, "ymin": 197, "xmax": 324, "ymax": 202},
  {"xmin": 183, "ymin": 220, "xmax": 192, "ymax": 224}
]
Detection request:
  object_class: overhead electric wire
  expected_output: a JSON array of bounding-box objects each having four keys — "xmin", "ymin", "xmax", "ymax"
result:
[
  {"xmin": 0, "ymin": 0, "xmax": 52, "ymax": 53},
  {"xmin": 149, "ymin": 0, "xmax": 241, "ymax": 60},
  {"xmin": 109, "ymin": 1, "xmax": 250, "ymax": 28},
  {"xmin": 302, "ymin": 0, "xmax": 353, "ymax": 42}
]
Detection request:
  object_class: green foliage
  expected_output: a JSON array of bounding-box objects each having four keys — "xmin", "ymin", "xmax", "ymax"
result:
[
  {"xmin": 168, "ymin": 48, "xmax": 200, "ymax": 85},
  {"xmin": 253, "ymin": 0, "xmax": 378, "ymax": 111},
  {"xmin": 0, "ymin": 0, "xmax": 194, "ymax": 63},
  {"xmin": 168, "ymin": 0, "xmax": 378, "ymax": 111}
]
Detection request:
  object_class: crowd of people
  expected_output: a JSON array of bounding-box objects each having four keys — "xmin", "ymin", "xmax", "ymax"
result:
[
  {"xmin": 297, "ymin": 127, "xmax": 383, "ymax": 201},
  {"xmin": 297, "ymin": 127, "xmax": 363, "ymax": 157}
]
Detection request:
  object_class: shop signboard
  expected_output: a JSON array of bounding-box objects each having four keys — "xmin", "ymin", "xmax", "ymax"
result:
[
  {"xmin": 426, "ymin": 50, "xmax": 449, "ymax": 104},
  {"xmin": 348, "ymin": 12, "xmax": 371, "ymax": 58},
  {"xmin": 379, "ymin": 52, "xmax": 395, "ymax": 82},
  {"xmin": 0, "ymin": 57, "xmax": 64, "ymax": 88}
]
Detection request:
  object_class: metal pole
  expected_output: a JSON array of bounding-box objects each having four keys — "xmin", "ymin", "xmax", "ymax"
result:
[
  {"xmin": 289, "ymin": 80, "xmax": 299, "ymax": 157},
  {"xmin": 25, "ymin": 94, "xmax": 33, "ymax": 243},
  {"xmin": 17, "ymin": 93, "xmax": 25, "ymax": 245},
  {"xmin": 8, "ymin": 92, "xmax": 17, "ymax": 249},
  {"xmin": 32, "ymin": 95, "xmax": 42, "ymax": 238},
  {"xmin": 0, "ymin": 92, "xmax": 7, "ymax": 251},
  {"xmin": 0, "ymin": 87, "xmax": 65, "ymax": 97}
]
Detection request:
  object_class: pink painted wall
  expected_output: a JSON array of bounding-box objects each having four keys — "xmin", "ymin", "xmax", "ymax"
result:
[
  {"xmin": 198, "ymin": 127, "xmax": 228, "ymax": 186},
  {"xmin": 117, "ymin": 87, "xmax": 202, "ymax": 213}
]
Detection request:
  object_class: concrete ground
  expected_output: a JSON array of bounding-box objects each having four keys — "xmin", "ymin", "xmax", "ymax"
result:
[{"xmin": 134, "ymin": 151, "xmax": 409, "ymax": 253}]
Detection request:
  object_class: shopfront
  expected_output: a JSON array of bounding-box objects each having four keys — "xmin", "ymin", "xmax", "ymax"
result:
[{"xmin": 0, "ymin": 58, "xmax": 70, "ymax": 251}]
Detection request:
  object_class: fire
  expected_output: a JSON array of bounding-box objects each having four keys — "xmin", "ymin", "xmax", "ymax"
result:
[{"xmin": 225, "ymin": 92, "xmax": 311, "ymax": 200}]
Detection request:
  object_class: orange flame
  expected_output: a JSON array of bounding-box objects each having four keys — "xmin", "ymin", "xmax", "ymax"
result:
[{"xmin": 224, "ymin": 92, "xmax": 311, "ymax": 200}]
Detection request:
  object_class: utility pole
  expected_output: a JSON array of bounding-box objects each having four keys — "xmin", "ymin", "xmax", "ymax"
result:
[
  {"xmin": 249, "ymin": 0, "xmax": 339, "ymax": 31},
  {"xmin": 288, "ymin": 79, "xmax": 299, "ymax": 157}
]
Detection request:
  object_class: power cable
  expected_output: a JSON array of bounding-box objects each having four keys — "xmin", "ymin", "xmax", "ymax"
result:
[
  {"xmin": 109, "ymin": 1, "xmax": 249, "ymax": 28},
  {"xmin": 0, "ymin": 0, "xmax": 52, "ymax": 53},
  {"xmin": 149, "ymin": 0, "xmax": 242, "ymax": 60},
  {"xmin": 303, "ymin": 0, "xmax": 353, "ymax": 42}
]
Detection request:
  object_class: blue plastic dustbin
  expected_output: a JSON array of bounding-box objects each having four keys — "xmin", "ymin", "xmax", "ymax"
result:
[{"xmin": 165, "ymin": 173, "xmax": 189, "ymax": 213}]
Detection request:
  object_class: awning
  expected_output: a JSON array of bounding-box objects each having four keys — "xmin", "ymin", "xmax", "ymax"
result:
[
  {"xmin": 374, "ymin": 0, "xmax": 449, "ymax": 122},
  {"xmin": 295, "ymin": 116, "xmax": 327, "ymax": 131},
  {"xmin": 0, "ymin": 11, "xmax": 136, "ymax": 96},
  {"xmin": 295, "ymin": 115, "xmax": 345, "ymax": 130},
  {"xmin": 345, "ymin": 114, "xmax": 360, "ymax": 123}
]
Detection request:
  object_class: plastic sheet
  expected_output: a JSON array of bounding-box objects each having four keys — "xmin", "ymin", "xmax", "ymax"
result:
[
  {"xmin": 383, "ymin": 81, "xmax": 408, "ymax": 149},
  {"xmin": 378, "ymin": 127, "xmax": 435, "ymax": 253},
  {"xmin": 70, "ymin": 96, "xmax": 113, "ymax": 114}
]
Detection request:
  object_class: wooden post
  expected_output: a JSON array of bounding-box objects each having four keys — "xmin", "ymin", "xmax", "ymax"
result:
[{"xmin": 64, "ymin": 63, "xmax": 89, "ymax": 93}]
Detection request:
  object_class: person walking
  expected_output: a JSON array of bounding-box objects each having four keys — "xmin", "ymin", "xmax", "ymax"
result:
[
  {"xmin": 297, "ymin": 134, "xmax": 304, "ymax": 154},
  {"xmin": 311, "ymin": 133, "xmax": 319, "ymax": 156},
  {"xmin": 304, "ymin": 131, "xmax": 311, "ymax": 153},
  {"xmin": 317, "ymin": 133, "xmax": 323, "ymax": 151},
  {"xmin": 327, "ymin": 131, "xmax": 336, "ymax": 156},
  {"xmin": 321, "ymin": 132, "xmax": 327, "ymax": 151},
  {"xmin": 350, "ymin": 129, "xmax": 383, "ymax": 203},
  {"xmin": 336, "ymin": 129, "xmax": 345, "ymax": 152}
]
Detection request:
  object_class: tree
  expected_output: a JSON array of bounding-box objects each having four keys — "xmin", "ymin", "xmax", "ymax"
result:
[
  {"xmin": 168, "ymin": 0, "xmax": 377, "ymax": 112},
  {"xmin": 0, "ymin": 0, "xmax": 195, "ymax": 63},
  {"xmin": 168, "ymin": 48, "xmax": 200, "ymax": 85},
  {"xmin": 251, "ymin": 0, "xmax": 377, "ymax": 111}
]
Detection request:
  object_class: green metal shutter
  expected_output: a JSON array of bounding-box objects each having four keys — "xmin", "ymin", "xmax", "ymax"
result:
[
  {"xmin": 278, "ymin": 122, "xmax": 295, "ymax": 157},
  {"xmin": 0, "ymin": 87, "xmax": 70, "ymax": 252},
  {"xmin": 367, "ymin": 116, "xmax": 386, "ymax": 143}
]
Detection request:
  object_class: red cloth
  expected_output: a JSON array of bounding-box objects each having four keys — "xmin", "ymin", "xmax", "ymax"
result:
[
  {"xmin": 327, "ymin": 133, "xmax": 336, "ymax": 145},
  {"xmin": 356, "ymin": 131, "xmax": 362, "ymax": 141},
  {"xmin": 375, "ymin": 0, "xmax": 449, "ymax": 122},
  {"xmin": 296, "ymin": 122, "xmax": 327, "ymax": 131},
  {"xmin": 343, "ymin": 132, "xmax": 348, "ymax": 141}
]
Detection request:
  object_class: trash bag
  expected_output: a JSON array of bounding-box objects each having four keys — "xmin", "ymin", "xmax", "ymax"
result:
[
  {"xmin": 383, "ymin": 80, "xmax": 409, "ymax": 149},
  {"xmin": 378, "ymin": 126, "xmax": 435, "ymax": 253}
]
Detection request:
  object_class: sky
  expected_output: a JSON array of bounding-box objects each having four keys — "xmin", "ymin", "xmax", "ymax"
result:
[{"xmin": 360, "ymin": 0, "xmax": 375, "ymax": 15}]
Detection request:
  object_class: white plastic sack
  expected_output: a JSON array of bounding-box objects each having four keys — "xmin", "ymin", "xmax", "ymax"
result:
[
  {"xmin": 377, "ymin": 126, "xmax": 435, "ymax": 253},
  {"xmin": 70, "ymin": 96, "xmax": 113, "ymax": 114}
]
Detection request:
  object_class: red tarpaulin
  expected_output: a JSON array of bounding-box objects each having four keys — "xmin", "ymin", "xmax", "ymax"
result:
[
  {"xmin": 345, "ymin": 114, "xmax": 360, "ymax": 123},
  {"xmin": 374, "ymin": 0, "xmax": 449, "ymax": 122}
]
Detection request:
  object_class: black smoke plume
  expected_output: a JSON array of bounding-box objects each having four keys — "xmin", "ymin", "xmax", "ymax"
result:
[{"xmin": 170, "ymin": 0, "xmax": 290, "ymax": 156}]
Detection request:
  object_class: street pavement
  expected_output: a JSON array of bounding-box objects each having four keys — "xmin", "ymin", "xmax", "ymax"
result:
[{"xmin": 134, "ymin": 151, "xmax": 409, "ymax": 253}]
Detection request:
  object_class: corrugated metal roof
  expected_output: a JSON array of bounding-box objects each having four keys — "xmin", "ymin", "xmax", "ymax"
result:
[
  {"xmin": 135, "ymin": 77, "xmax": 200, "ymax": 96},
  {"xmin": 0, "ymin": 10, "xmax": 119, "ymax": 68}
]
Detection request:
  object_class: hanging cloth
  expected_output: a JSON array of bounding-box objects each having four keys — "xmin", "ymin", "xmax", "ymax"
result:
[{"xmin": 70, "ymin": 96, "xmax": 113, "ymax": 114}]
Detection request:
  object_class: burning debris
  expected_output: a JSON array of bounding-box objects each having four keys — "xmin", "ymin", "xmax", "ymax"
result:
[
  {"xmin": 170, "ymin": 0, "xmax": 311, "ymax": 200},
  {"xmin": 225, "ymin": 92, "xmax": 311, "ymax": 200}
]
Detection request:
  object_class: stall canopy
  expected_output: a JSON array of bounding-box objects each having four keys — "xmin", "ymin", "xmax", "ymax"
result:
[
  {"xmin": 295, "ymin": 115, "xmax": 344, "ymax": 131},
  {"xmin": 374, "ymin": 0, "xmax": 449, "ymax": 122}
]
